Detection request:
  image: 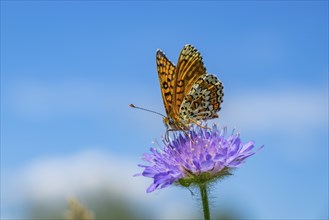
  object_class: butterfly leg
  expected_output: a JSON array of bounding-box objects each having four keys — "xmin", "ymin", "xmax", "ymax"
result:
[
  {"xmin": 178, "ymin": 127, "xmax": 195, "ymax": 144},
  {"xmin": 165, "ymin": 128, "xmax": 178, "ymax": 142},
  {"xmin": 188, "ymin": 118, "xmax": 210, "ymax": 130},
  {"xmin": 164, "ymin": 129, "xmax": 172, "ymax": 142},
  {"xmin": 166, "ymin": 128, "xmax": 195, "ymax": 144}
]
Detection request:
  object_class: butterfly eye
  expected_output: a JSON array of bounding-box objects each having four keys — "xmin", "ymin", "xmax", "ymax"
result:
[{"xmin": 168, "ymin": 118, "xmax": 176, "ymax": 125}]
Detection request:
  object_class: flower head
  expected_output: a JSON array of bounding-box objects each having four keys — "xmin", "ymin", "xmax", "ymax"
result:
[{"xmin": 136, "ymin": 124, "xmax": 263, "ymax": 193}]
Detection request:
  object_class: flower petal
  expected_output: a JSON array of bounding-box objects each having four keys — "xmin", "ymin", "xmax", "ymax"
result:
[{"xmin": 137, "ymin": 124, "xmax": 263, "ymax": 192}]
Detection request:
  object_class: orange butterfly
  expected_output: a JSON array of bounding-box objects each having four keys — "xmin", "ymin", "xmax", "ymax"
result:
[{"xmin": 156, "ymin": 44, "xmax": 224, "ymax": 131}]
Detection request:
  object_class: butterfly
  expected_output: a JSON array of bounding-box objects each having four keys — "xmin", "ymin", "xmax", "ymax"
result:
[{"xmin": 156, "ymin": 44, "xmax": 224, "ymax": 131}]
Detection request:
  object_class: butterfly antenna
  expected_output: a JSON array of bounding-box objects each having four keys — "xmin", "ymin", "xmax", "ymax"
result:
[{"xmin": 129, "ymin": 104, "xmax": 166, "ymax": 118}]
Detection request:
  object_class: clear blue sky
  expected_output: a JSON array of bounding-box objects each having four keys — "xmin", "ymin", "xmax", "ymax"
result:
[{"xmin": 1, "ymin": 1, "xmax": 328, "ymax": 219}]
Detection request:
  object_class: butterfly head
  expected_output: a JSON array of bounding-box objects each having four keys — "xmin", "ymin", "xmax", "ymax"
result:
[
  {"xmin": 163, "ymin": 117, "xmax": 173, "ymax": 129},
  {"xmin": 163, "ymin": 116, "xmax": 188, "ymax": 131}
]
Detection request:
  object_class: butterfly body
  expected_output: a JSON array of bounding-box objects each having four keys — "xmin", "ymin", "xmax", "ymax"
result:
[{"xmin": 157, "ymin": 45, "xmax": 224, "ymax": 131}]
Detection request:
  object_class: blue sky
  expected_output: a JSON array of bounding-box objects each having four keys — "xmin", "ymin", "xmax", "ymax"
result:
[{"xmin": 1, "ymin": 1, "xmax": 328, "ymax": 219}]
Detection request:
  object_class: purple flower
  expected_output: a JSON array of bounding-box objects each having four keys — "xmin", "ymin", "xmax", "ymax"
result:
[{"xmin": 136, "ymin": 124, "xmax": 263, "ymax": 193}]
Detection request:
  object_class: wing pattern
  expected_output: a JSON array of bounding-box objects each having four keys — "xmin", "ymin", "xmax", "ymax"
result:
[
  {"xmin": 156, "ymin": 49, "xmax": 176, "ymax": 116},
  {"xmin": 179, "ymin": 74, "xmax": 224, "ymax": 122},
  {"xmin": 173, "ymin": 45, "xmax": 207, "ymax": 114}
]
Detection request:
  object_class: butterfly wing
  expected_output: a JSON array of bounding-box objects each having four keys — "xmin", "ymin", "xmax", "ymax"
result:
[
  {"xmin": 173, "ymin": 45, "xmax": 207, "ymax": 116},
  {"xmin": 179, "ymin": 74, "xmax": 224, "ymax": 122},
  {"xmin": 156, "ymin": 49, "xmax": 176, "ymax": 117}
]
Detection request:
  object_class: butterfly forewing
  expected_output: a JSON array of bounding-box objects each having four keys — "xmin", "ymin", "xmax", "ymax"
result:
[
  {"xmin": 173, "ymin": 45, "xmax": 207, "ymax": 115},
  {"xmin": 179, "ymin": 74, "xmax": 224, "ymax": 122},
  {"xmin": 156, "ymin": 49, "xmax": 176, "ymax": 117}
]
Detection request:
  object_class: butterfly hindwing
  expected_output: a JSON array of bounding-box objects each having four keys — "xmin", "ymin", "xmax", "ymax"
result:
[
  {"xmin": 178, "ymin": 74, "xmax": 224, "ymax": 122},
  {"xmin": 156, "ymin": 49, "xmax": 176, "ymax": 117}
]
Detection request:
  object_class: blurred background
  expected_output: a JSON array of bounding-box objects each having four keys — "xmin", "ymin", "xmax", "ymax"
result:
[{"xmin": 1, "ymin": 1, "xmax": 328, "ymax": 219}]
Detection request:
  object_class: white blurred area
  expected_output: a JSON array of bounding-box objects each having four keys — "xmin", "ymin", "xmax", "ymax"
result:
[
  {"xmin": 4, "ymin": 150, "xmax": 202, "ymax": 219},
  {"xmin": 222, "ymin": 87, "xmax": 328, "ymax": 131},
  {"xmin": 7, "ymin": 79, "xmax": 328, "ymax": 137}
]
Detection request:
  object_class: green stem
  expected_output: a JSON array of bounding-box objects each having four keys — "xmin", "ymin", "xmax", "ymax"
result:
[{"xmin": 199, "ymin": 184, "xmax": 210, "ymax": 220}]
